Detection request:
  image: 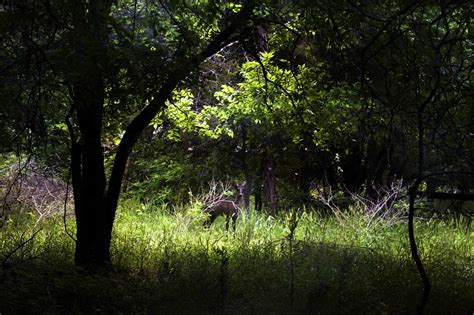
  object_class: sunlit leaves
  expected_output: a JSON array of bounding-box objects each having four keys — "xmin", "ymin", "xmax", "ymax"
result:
[
  {"xmin": 206, "ymin": 51, "xmax": 359, "ymax": 151},
  {"xmin": 159, "ymin": 46, "xmax": 361, "ymax": 156}
]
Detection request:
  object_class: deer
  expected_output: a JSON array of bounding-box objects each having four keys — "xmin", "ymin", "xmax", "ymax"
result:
[{"xmin": 202, "ymin": 182, "xmax": 245, "ymax": 230}]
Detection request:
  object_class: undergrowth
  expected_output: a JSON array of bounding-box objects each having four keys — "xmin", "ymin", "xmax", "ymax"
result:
[{"xmin": 0, "ymin": 200, "xmax": 472, "ymax": 314}]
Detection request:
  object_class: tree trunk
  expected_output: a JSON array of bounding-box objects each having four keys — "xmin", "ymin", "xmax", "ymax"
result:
[
  {"xmin": 409, "ymin": 107, "xmax": 431, "ymax": 314},
  {"xmin": 264, "ymin": 153, "xmax": 277, "ymax": 214},
  {"xmin": 240, "ymin": 120, "xmax": 252, "ymax": 214},
  {"xmin": 298, "ymin": 133, "xmax": 313, "ymax": 204},
  {"xmin": 254, "ymin": 153, "xmax": 266, "ymax": 212},
  {"xmin": 68, "ymin": 0, "xmax": 113, "ymax": 267},
  {"xmin": 254, "ymin": 175, "xmax": 263, "ymax": 212},
  {"xmin": 71, "ymin": 32, "xmax": 110, "ymax": 264},
  {"xmin": 72, "ymin": 81, "xmax": 109, "ymax": 266},
  {"xmin": 365, "ymin": 139, "xmax": 388, "ymax": 199}
]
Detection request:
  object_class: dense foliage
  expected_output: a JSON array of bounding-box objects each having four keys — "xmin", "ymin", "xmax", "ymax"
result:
[{"xmin": 1, "ymin": 1, "xmax": 472, "ymax": 207}]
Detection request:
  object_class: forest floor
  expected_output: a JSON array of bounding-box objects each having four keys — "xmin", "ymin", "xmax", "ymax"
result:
[{"xmin": 0, "ymin": 202, "xmax": 472, "ymax": 314}]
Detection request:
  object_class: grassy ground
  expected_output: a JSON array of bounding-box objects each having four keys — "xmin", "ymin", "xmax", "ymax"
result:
[{"xmin": 0, "ymin": 201, "xmax": 472, "ymax": 314}]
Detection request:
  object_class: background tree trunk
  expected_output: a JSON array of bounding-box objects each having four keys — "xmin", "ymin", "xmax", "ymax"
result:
[
  {"xmin": 264, "ymin": 153, "xmax": 277, "ymax": 214},
  {"xmin": 240, "ymin": 120, "xmax": 252, "ymax": 214}
]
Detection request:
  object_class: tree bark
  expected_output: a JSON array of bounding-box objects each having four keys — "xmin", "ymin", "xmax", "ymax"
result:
[
  {"xmin": 74, "ymin": 103, "xmax": 108, "ymax": 266},
  {"xmin": 72, "ymin": 59, "xmax": 110, "ymax": 266},
  {"xmin": 69, "ymin": 0, "xmax": 111, "ymax": 267}
]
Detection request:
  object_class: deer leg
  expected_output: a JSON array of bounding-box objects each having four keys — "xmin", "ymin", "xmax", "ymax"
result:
[
  {"xmin": 204, "ymin": 213, "xmax": 217, "ymax": 228},
  {"xmin": 231, "ymin": 214, "xmax": 237, "ymax": 231},
  {"xmin": 225, "ymin": 213, "xmax": 230, "ymax": 230},
  {"xmin": 203, "ymin": 217, "xmax": 211, "ymax": 228}
]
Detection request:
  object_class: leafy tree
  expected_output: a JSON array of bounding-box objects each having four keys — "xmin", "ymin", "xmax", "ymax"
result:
[
  {"xmin": 1, "ymin": 0, "xmax": 266, "ymax": 267},
  {"xmin": 164, "ymin": 51, "xmax": 359, "ymax": 211}
]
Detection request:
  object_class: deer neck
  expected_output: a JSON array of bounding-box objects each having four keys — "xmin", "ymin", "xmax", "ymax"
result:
[{"xmin": 235, "ymin": 194, "xmax": 242, "ymax": 205}]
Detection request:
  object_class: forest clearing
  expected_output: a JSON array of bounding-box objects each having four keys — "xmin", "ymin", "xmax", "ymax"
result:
[
  {"xmin": 0, "ymin": 201, "xmax": 472, "ymax": 313},
  {"xmin": 1, "ymin": 0, "xmax": 473, "ymax": 313}
]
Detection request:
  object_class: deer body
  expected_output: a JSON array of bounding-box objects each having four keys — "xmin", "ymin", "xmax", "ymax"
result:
[{"xmin": 203, "ymin": 183, "xmax": 244, "ymax": 230}]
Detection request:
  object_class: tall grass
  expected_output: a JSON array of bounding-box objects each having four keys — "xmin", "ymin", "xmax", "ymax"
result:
[{"xmin": 0, "ymin": 200, "xmax": 472, "ymax": 313}]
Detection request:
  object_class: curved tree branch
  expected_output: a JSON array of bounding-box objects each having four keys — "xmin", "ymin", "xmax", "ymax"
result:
[{"xmin": 104, "ymin": 1, "xmax": 257, "ymax": 248}]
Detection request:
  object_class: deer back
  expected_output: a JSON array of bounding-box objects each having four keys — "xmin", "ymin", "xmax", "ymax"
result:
[{"xmin": 205, "ymin": 199, "xmax": 240, "ymax": 216}]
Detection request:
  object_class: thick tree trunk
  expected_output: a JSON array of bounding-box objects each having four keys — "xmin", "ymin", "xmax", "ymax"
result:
[
  {"xmin": 73, "ymin": 151, "xmax": 109, "ymax": 266},
  {"xmin": 72, "ymin": 65, "xmax": 109, "ymax": 266},
  {"xmin": 70, "ymin": 0, "xmax": 113, "ymax": 267}
]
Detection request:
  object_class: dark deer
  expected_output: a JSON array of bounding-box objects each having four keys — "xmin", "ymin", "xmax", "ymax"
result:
[{"xmin": 203, "ymin": 183, "xmax": 245, "ymax": 230}]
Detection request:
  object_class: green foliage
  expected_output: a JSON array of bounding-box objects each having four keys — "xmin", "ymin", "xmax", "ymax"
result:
[
  {"xmin": 196, "ymin": 51, "xmax": 359, "ymax": 147},
  {"xmin": 0, "ymin": 205, "xmax": 472, "ymax": 313},
  {"xmin": 125, "ymin": 156, "xmax": 186, "ymax": 204},
  {"xmin": 158, "ymin": 51, "xmax": 359, "ymax": 147}
]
